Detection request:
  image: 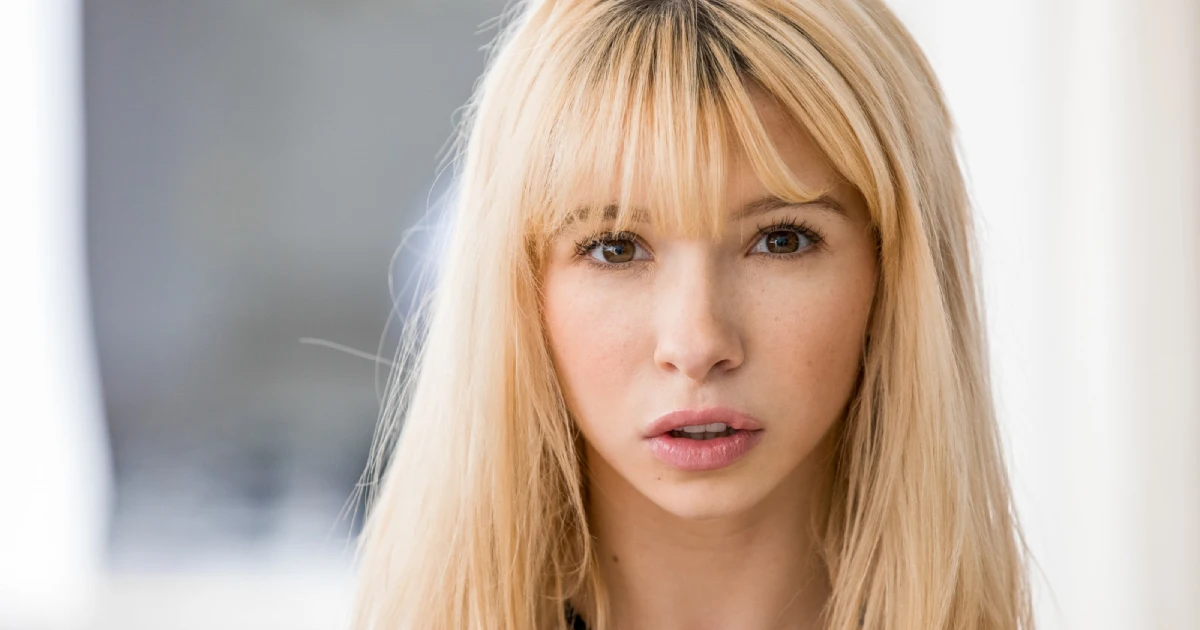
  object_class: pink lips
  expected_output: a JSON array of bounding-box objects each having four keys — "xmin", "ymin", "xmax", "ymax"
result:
[{"xmin": 644, "ymin": 407, "xmax": 764, "ymax": 472}]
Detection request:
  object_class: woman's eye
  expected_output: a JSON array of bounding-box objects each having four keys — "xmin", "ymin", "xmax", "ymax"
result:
[
  {"xmin": 587, "ymin": 236, "xmax": 648, "ymax": 264},
  {"xmin": 752, "ymin": 228, "xmax": 813, "ymax": 255}
]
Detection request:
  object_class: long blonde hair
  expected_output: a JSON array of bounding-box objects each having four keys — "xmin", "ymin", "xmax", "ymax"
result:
[{"xmin": 352, "ymin": 1, "xmax": 1034, "ymax": 628}]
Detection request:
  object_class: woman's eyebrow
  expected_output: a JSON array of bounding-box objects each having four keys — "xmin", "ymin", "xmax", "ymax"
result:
[
  {"xmin": 731, "ymin": 194, "xmax": 850, "ymax": 222},
  {"xmin": 548, "ymin": 205, "xmax": 647, "ymax": 239},
  {"xmin": 574, "ymin": 196, "xmax": 846, "ymax": 221},
  {"xmin": 552, "ymin": 194, "xmax": 847, "ymax": 238},
  {"xmin": 568, "ymin": 205, "xmax": 651, "ymax": 223}
]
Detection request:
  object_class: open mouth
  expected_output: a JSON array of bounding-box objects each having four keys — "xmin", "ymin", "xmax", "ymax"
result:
[
  {"xmin": 646, "ymin": 410, "xmax": 764, "ymax": 471},
  {"xmin": 667, "ymin": 427, "xmax": 741, "ymax": 440}
]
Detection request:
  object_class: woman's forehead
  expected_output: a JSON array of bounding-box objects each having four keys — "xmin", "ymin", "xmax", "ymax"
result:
[
  {"xmin": 525, "ymin": 51, "xmax": 853, "ymax": 240},
  {"xmin": 557, "ymin": 112, "xmax": 845, "ymax": 228}
]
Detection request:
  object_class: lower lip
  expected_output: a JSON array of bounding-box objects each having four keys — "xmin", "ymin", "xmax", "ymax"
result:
[{"xmin": 646, "ymin": 430, "xmax": 764, "ymax": 472}]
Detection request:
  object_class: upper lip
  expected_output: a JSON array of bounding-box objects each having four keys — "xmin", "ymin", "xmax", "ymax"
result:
[{"xmin": 644, "ymin": 407, "xmax": 764, "ymax": 438}]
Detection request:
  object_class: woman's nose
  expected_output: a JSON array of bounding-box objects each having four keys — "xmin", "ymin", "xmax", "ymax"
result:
[{"xmin": 651, "ymin": 258, "xmax": 745, "ymax": 382}]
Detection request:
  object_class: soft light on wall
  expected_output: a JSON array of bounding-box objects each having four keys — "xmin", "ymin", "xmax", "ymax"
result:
[
  {"xmin": 0, "ymin": 0, "xmax": 112, "ymax": 628},
  {"xmin": 887, "ymin": 0, "xmax": 1200, "ymax": 628}
]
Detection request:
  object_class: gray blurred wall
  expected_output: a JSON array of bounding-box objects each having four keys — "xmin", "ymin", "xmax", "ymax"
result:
[{"xmin": 84, "ymin": 0, "xmax": 503, "ymax": 568}]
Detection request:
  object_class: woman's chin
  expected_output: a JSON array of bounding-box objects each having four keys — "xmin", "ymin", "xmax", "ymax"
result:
[{"xmin": 640, "ymin": 476, "xmax": 772, "ymax": 522}]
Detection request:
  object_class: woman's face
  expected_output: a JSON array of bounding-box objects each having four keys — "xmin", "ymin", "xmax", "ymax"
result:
[{"xmin": 541, "ymin": 94, "xmax": 878, "ymax": 521}]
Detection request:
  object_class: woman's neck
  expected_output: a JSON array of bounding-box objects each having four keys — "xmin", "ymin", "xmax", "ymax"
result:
[{"xmin": 582, "ymin": 441, "xmax": 835, "ymax": 630}]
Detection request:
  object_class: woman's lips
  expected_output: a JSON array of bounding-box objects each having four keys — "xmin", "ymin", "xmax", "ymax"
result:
[
  {"xmin": 643, "ymin": 407, "xmax": 765, "ymax": 472},
  {"xmin": 646, "ymin": 429, "xmax": 764, "ymax": 471},
  {"xmin": 643, "ymin": 407, "xmax": 764, "ymax": 438}
]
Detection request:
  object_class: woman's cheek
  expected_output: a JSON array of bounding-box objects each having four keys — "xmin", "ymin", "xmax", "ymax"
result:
[
  {"xmin": 739, "ymin": 266, "xmax": 867, "ymax": 402},
  {"xmin": 544, "ymin": 269, "xmax": 649, "ymax": 424}
]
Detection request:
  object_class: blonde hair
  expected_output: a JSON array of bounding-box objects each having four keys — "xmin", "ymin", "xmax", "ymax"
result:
[{"xmin": 352, "ymin": 1, "xmax": 1034, "ymax": 628}]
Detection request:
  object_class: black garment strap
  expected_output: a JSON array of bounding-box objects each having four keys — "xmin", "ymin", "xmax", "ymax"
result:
[{"xmin": 563, "ymin": 602, "xmax": 589, "ymax": 630}]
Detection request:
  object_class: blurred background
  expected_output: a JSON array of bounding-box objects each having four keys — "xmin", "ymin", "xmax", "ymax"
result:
[{"xmin": 1, "ymin": 0, "xmax": 1196, "ymax": 629}]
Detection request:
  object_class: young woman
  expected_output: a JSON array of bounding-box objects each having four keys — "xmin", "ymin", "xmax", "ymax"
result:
[{"xmin": 352, "ymin": 1, "xmax": 1034, "ymax": 628}]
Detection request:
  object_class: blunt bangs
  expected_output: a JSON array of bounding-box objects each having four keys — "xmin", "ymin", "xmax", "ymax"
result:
[{"xmin": 519, "ymin": 0, "xmax": 834, "ymax": 246}]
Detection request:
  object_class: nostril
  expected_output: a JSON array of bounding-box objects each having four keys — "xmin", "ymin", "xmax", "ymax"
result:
[
  {"xmin": 652, "ymin": 297, "xmax": 744, "ymax": 380},
  {"xmin": 654, "ymin": 342, "xmax": 743, "ymax": 382}
]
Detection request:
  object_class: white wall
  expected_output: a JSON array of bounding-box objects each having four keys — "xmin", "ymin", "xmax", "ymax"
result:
[{"xmin": 887, "ymin": 0, "xmax": 1200, "ymax": 628}]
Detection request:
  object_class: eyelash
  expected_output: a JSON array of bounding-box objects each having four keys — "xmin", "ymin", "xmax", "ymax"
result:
[
  {"xmin": 752, "ymin": 217, "xmax": 826, "ymax": 258},
  {"xmin": 573, "ymin": 230, "xmax": 642, "ymax": 259},
  {"xmin": 571, "ymin": 217, "xmax": 826, "ymax": 268}
]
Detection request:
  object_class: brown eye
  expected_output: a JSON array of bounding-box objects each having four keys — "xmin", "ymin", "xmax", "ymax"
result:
[
  {"xmin": 751, "ymin": 226, "xmax": 816, "ymax": 256},
  {"xmin": 765, "ymin": 230, "xmax": 800, "ymax": 254},
  {"xmin": 586, "ymin": 236, "xmax": 647, "ymax": 264},
  {"xmin": 600, "ymin": 239, "xmax": 635, "ymax": 263}
]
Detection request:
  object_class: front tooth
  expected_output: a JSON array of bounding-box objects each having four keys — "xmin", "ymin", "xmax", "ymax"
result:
[
  {"xmin": 705, "ymin": 422, "xmax": 727, "ymax": 432},
  {"xmin": 681, "ymin": 425, "xmax": 706, "ymax": 433}
]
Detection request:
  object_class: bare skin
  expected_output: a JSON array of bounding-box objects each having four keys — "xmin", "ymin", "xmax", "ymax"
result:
[{"xmin": 542, "ymin": 91, "xmax": 878, "ymax": 630}]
